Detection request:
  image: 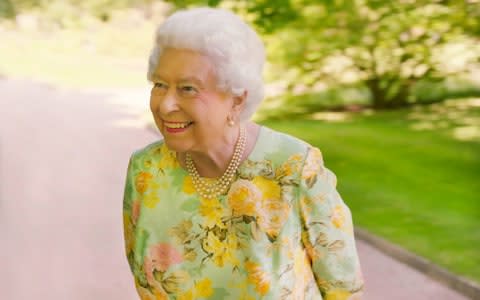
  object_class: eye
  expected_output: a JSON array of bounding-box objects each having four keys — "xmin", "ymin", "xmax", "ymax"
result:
[
  {"xmin": 178, "ymin": 85, "xmax": 198, "ymax": 95},
  {"xmin": 153, "ymin": 82, "xmax": 168, "ymax": 89}
]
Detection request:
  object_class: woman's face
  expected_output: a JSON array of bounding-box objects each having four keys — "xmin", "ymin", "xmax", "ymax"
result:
[{"xmin": 149, "ymin": 48, "xmax": 235, "ymax": 154}]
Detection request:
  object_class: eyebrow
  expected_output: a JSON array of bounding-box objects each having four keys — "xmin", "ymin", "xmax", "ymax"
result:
[
  {"xmin": 151, "ymin": 74, "xmax": 205, "ymax": 88},
  {"xmin": 178, "ymin": 77, "xmax": 205, "ymax": 88}
]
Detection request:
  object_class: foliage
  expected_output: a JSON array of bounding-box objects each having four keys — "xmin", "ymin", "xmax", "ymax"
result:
[
  {"xmin": 266, "ymin": 0, "xmax": 480, "ymax": 108},
  {"xmin": 2, "ymin": 0, "xmax": 480, "ymax": 108},
  {"xmin": 165, "ymin": 0, "xmax": 480, "ymax": 108},
  {"xmin": 167, "ymin": 0, "xmax": 221, "ymax": 8},
  {"xmin": 0, "ymin": 0, "xmax": 156, "ymax": 24},
  {"xmin": 0, "ymin": 0, "xmax": 14, "ymax": 18}
]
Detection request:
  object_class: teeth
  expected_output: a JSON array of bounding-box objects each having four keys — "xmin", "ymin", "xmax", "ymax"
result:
[{"xmin": 165, "ymin": 122, "xmax": 191, "ymax": 129}]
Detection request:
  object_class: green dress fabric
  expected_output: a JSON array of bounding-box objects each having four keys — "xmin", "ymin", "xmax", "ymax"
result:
[{"xmin": 123, "ymin": 126, "xmax": 364, "ymax": 300}]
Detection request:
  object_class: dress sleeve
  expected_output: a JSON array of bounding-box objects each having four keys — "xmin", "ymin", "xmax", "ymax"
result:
[
  {"xmin": 298, "ymin": 147, "xmax": 364, "ymax": 299},
  {"xmin": 122, "ymin": 153, "xmax": 139, "ymax": 273}
]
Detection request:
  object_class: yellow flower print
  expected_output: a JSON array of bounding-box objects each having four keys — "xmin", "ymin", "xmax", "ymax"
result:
[
  {"xmin": 169, "ymin": 220, "xmax": 194, "ymax": 249},
  {"xmin": 162, "ymin": 270, "xmax": 190, "ymax": 294},
  {"xmin": 245, "ymin": 260, "xmax": 271, "ymax": 296},
  {"xmin": 227, "ymin": 179, "xmax": 261, "ymax": 217},
  {"xmin": 169, "ymin": 220, "xmax": 193, "ymax": 243},
  {"xmin": 199, "ymin": 197, "xmax": 226, "ymax": 229},
  {"xmin": 153, "ymin": 290, "xmax": 168, "ymax": 300},
  {"xmin": 291, "ymin": 249, "xmax": 313, "ymax": 300},
  {"xmin": 158, "ymin": 143, "xmax": 179, "ymax": 169},
  {"xmin": 135, "ymin": 171, "xmax": 162, "ymax": 208},
  {"xmin": 331, "ymin": 204, "xmax": 346, "ymax": 229},
  {"xmin": 143, "ymin": 185, "xmax": 161, "ymax": 208},
  {"xmin": 300, "ymin": 193, "xmax": 326, "ymax": 224},
  {"xmin": 143, "ymin": 159, "xmax": 153, "ymax": 168},
  {"xmin": 182, "ymin": 175, "xmax": 195, "ymax": 194},
  {"xmin": 252, "ymin": 176, "xmax": 281, "ymax": 200},
  {"xmin": 135, "ymin": 171, "xmax": 154, "ymax": 194},
  {"xmin": 183, "ymin": 247, "xmax": 197, "ymax": 262},
  {"xmin": 229, "ymin": 279, "xmax": 257, "ymax": 300},
  {"xmin": 224, "ymin": 232, "xmax": 240, "ymax": 267},
  {"xmin": 275, "ymin": 163, "xmax": 292, "ymax": 179},
  {"xmin": 257, "ymin": 198, "xmax": 290, "ymax": 240},
  {"xmin": 275, "ymin": 153, "xmax": 303, "ymax": 179},
  {"xmin": 293, "ymin": 248, "xmax": 305, "ymax": 276},
  {"xmin": 202, "ymin": 231, "xmax": 226, "ymax": 267},
  {"xmin": 299, "ymin": 195, "xmax": 314, "ymax": 217},
  {"xmin": 302, "ymin": 148, "xmax": 324, "ymax": 187},
  {"xmin": 135, "ymin": 279, "xmax": 168, "ymax": 300},
  {"xmin": 324, "ymin": 289, "xmax": 353, "ymax": 300},
  {"xmin": 136, "ymin": 285, "xmax": 156, "ymax": 300},
  {"xmin": 201, "ymin": 231, "xmax": 239, "ymax": 267},
  {"xmin": 293, "ymin": 247, "xmax": 312, "ymax": 283},
  {"xmin": 301, "ymin": 231, "xmax": 325, "ymax": 261},
  {"xmin": 239, "ymin": 294, "xmax": 256, "ymax": 300},
  {"xmin": 305, "ymin": 241, "xmax": 325, "ymax": 262},
  {"xmin": 177, "ymin": 289, "xmax": 194, "ymax": 300},
  {"xmin": 195, "ymin": 278, "xmax": 214, "ymax": 298}
]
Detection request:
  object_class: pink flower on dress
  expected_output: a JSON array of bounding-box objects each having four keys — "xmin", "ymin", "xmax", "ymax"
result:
[
  {"xmin": 149, "ymin": 243, "xmax": 183, "ymax": 270},
  {"xmin": 143, "ymin": 243, "xmax": 184, "ymax": 287}
]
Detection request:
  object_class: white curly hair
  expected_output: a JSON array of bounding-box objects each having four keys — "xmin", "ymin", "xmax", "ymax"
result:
[{"xmin": 147, "ymin": 7, "xmax": 266, "ymax": 121}]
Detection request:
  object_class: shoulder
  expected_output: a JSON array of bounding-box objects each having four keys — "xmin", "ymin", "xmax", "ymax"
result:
[
  {"xmin": 127, "ymin": 139, "xmax": 180, "ymax": 173},
  {"xmin": 130, "ymin": 139, "xmax": 165, "ymax": 161},
  {"xmin": 256, "ymin": 125, "xmax": 317, "ymax": 162},
  {"xmin": 128, "ymin": 138, "xmax": 176, "ymax": 168},
  {"xmin": 240, "ymin": 126, "xmax": 321, "ymax": 184}
]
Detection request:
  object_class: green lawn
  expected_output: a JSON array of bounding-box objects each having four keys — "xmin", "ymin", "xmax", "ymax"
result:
[{"xmin": 260, "ymin": 98, "xmax": 480, "ymax": 283}]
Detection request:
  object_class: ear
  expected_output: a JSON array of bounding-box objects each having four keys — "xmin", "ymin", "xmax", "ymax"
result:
[{"xmin": 231, "ymin": 90, "xmax": 247, "ymax": 116}]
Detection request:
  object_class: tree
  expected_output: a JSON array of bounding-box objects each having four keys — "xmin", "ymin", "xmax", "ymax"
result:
[
  {"xmin": 283, "ymin": 0, "xmax": 480, "ymax": 108},
  {"xmin": 0, "ymin": 0, "xmax": 156, "ymax": 23},
  {"xmin": 166, "ymin": 0, "xmax": 480, "ymax": 108}
]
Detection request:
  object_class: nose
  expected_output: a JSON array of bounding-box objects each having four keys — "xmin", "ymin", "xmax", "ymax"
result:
[{"xmin": 151, "ymin": 88, "xmax": 179, "ymax": 116}]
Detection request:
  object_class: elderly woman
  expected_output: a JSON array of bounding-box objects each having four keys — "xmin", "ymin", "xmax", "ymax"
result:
[{"xmin": 123, "ymin": 7, "xmax": 364, "ymax": 300}]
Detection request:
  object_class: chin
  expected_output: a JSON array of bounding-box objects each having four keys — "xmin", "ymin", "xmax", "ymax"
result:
[{"xmin": 162, "ymin": 138, "xmax": 191, "ymax": 154}]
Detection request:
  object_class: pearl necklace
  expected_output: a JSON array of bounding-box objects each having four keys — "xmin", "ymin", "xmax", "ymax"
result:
[{"xmin": 185, "ymin": 126, "xmax": 246, "ymax": 199}]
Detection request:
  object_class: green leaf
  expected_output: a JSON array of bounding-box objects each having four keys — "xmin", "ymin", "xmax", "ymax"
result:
[
  {"xmin": 210, "ymin": 287, "xmax": 230, "ymax": 300},
  {"xmin": 134, "ymin": 228, "xmax": 150, "ymax": 266}
]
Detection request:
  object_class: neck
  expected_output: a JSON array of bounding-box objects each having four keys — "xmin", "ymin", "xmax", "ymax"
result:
[{"xmin": 183, "ymin": 124, "xmax": 242, "ymax": 178}]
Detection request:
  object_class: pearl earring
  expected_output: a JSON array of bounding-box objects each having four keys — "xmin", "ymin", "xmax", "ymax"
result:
[{"xmin": 227, "ymin": 116, "xmax": 235, "ymax": 126}]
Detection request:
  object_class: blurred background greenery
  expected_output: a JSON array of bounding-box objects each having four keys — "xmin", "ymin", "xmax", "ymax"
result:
[{"xmin": 1, "ymin": 0, "xmax": 479, "ymax": 284}]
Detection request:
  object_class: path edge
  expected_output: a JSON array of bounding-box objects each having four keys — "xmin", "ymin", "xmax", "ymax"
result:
[{"xmin": 355, "ymin": 227, "xmax": 480, "ymax": 299}]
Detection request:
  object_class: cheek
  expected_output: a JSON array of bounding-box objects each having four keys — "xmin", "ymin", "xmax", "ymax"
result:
[
  {"xmin": 197, "ymin": 94, "xmax": 230, "ymax": 120},
  {"xmin": 149, "ymin": 94, "xmax": 159, "ymax": 112}
]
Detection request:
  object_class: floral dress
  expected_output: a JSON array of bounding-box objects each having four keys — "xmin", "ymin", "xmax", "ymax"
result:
[{"xmin": 123, "ymin": 126, "xmax": 364, "ymax": 300}]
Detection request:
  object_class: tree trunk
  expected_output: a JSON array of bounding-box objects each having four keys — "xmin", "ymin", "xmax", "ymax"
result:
[
  {"xmin": 366, "ymin": 78, "xmax": 388, "ymax": 108},
  {"xmin": 367, "ymin": 78, "xmax": 412, "ymax": 109}
]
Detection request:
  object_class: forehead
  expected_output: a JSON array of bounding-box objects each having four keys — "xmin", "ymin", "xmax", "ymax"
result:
[{"xmin": 152, "ymin": 48, "xmax": 217, "ymax": 84}]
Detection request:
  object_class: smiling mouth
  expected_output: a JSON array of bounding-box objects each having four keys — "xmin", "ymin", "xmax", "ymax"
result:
[{"xmin": 163, "ymin": 121, "xmax": 193, "ymax": 130}]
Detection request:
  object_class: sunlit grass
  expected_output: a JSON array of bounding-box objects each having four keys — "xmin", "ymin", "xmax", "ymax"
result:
[
  {"xmin": 261, "ymin": 98, "xmax": 480, "ymax": 283},
  {"xmin": 407, "ymin": 98, "xmax": 480, "ymax": 141}
]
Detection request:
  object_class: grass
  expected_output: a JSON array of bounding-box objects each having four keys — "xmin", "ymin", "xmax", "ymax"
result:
[{"xmin": 260, "ymin": 98, "xmax": 480, "ymax": 283}]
